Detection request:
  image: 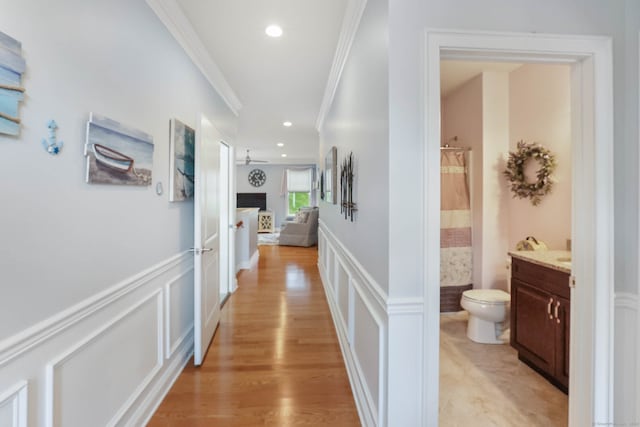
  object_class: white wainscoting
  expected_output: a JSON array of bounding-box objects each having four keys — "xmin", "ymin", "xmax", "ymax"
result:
[
  {"xmin": 0, "ymin": 252, "xmax": 194, "ymax": 427},
  {"xmin": 0, "ymin": 381, "xmax": 27, "ymax": 427},
  {"xmin": 614, "ymin": 292, "xmax": 639, "ymax": 425},
  {"xmin": 321, "ymin": 218, "xmax": 638, "ymax": 427},
  {"xmin": 319, "ymin": 221, "xmax": 423, "ymax": 427}
]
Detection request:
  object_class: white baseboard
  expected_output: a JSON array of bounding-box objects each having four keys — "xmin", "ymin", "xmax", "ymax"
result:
[
  {"xmin": 0, "ymin": 252, "xmax": 194, "ymax": 427},
  {"xmin": 236, "ymin": 249, "xmax": 259, "ymax": 271},
  {"xmin": 129, "ymin": 334, "xmax": 193, "ymax": 426}
]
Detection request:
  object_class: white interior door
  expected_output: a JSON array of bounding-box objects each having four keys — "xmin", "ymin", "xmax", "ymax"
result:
[{"xmin": 194, "ymin": 114, "xmax": 221, "ymax": 366}]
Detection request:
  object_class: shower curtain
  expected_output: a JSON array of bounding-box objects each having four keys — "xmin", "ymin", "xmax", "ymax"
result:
[{"xmin": 440, "ymin": 150, "xmax": 472, "ymax": 310}]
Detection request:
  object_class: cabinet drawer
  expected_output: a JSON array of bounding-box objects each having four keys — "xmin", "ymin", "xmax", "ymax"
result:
[{"xmin": 511, "ymin": 257, "xmax": 570, "ymax": 298}]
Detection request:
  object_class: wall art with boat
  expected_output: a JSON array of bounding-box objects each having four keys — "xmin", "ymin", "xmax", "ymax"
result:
[
  {"xmin": 169, "ymin": 118, "xmax": 195, "ymax": 201},
  {"xmin": 84, "ymin": 113, "xmax": 154, "ymax": 185},
  {"xmin": 0, "ymin": 30, "xmax": 26, "ymax": 136}
]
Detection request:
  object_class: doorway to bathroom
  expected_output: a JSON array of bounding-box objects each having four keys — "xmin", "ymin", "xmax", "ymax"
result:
[
  {"xmin": 422, "ymin": 31, "xmax": 614, "ymax": 427},
  {"xmin": 438, "ymin": 60, "xmax": 573, "ymax": 425}
]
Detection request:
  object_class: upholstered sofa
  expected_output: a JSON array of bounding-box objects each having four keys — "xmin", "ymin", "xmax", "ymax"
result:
[{"xmin": 278, "ymin": 207, "xmax": 319, "ymax": 247}]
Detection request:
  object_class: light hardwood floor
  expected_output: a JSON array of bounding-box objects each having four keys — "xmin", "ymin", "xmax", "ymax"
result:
[{"xmin": 148, "ymin": 245, "xmax": 360, "ymax": 426}]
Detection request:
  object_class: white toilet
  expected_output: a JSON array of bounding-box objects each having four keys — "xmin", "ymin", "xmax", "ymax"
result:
[{"xmin": 460, "ymin": 289, "xmax": 511, "ymax": 344}]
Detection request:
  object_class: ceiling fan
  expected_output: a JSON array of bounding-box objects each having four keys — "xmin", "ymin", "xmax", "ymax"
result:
[{"xmin": 240, "ymin": 149, "xmax": 268, "ymax": 165}]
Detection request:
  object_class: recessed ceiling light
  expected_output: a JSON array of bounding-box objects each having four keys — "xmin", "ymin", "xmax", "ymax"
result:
[
  {"xmin": 281, "ymin": 153, "xmax": 287, "ymax": 158},
  {"xmin": 283, "ymin": 121, "xmax": 292, "ymax": 127},
  {"xmin": 265, "ymin": 25, "xmax": 283, "ymax": 38},
  {"xmin": 277, "ymin": 142, "xmax": 284, "ymax": 147}
]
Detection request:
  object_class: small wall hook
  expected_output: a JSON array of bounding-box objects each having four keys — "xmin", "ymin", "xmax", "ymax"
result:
[{"xmin": 42, "ymin": 120, "xmax": 64, "ymax": 155}]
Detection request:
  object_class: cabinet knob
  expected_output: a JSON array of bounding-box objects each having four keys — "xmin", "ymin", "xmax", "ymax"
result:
[
  {"xmin": 555, "ymin": 301, "xmax": 561, "ymax": 323},
  {"xmin": 547, "ymin": 297, "xmax": 554, "ymax": 319}
]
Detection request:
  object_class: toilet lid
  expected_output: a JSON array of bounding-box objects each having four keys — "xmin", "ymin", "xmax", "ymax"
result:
[{"xmin": 462, "ymin": 289, "xmax": 510, "ymax": 304}]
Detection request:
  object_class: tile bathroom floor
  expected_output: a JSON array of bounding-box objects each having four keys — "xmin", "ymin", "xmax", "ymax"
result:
[{"xmin": 439, "ymin": 312, "xmax": 568, "ymax": 427}]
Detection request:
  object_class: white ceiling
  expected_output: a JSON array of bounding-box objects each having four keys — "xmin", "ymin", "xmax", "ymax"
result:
[
  {"xmin": 171, "ymin": 4, "xmax": 522, "ymax": 165},
  {"xmin": 177, "ymin": 0, "xmax": 348, "ymax": 165}
]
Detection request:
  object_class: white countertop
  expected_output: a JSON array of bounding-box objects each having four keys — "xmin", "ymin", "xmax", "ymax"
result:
[{"xmin": 508, "ymin": 250, "xmax": 572, "ymax": 274}]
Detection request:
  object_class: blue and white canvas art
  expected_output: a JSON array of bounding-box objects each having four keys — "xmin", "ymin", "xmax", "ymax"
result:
[
  {"xmin": 169, "ymin": 118, "xmax": 195, "ymax": 201},
  {"xmin": 0, "ymin": 30, "xmax": 25, "ymax": 136},
  {"xmin": 84, "ymin": 113, "xmax": 154, "ymax": 186}
]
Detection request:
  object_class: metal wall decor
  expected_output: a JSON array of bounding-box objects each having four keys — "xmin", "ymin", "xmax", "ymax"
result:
[
  {"xmin": 340, "ymin": 151, "xmax": 357, "ymax": 221},
  {"xmin": 42, "ymin": 120, "xmax": 63, "ymax": 155}
]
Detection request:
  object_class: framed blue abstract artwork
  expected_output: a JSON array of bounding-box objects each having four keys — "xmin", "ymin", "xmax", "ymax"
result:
[
  {"xmin": 169, "ymin": 118, "xmax": 195, "ymax": 201},
  {"xmin": 0, "ymin": 31, "xmax": 26, "ymax": 136}
]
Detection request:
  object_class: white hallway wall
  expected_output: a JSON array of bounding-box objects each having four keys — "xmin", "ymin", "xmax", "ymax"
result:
[
  {"xmin": 317, "ymin": 0, "xmax": 390, "ymax": 424},
  {"xmin": 0, "ymin": 0, "xmax": 237, "ymax": 425},
  {"xmin": 320, "ymin": 0, "xmax": 639, "ymax": 425}
]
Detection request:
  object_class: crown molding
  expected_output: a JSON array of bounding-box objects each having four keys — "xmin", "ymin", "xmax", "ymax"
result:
[
  {"xmin": 315, "ymin": 0, "xmax": 368, "ymax": 131},
  {"xmin": 146, "ymin": 0, "xmax": 242, "ymax": 116}
]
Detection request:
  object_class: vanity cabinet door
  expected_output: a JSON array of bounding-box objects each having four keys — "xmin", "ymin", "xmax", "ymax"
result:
[
  {"xmin": 511, "ymin": 278, "xmax": 555, "ymax": 374},
  {"xmin": 554, "ymin": 295, "xmax": 570, "ymax": 389}
]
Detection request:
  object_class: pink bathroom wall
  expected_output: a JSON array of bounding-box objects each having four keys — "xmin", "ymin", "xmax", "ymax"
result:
[
  {"xmin": 508, "ymin": 64, "xmax": 572, "ymax": 251},
  {"xmin": 441, "ymin": 63, "xmax": 571, "ymax": 290}
]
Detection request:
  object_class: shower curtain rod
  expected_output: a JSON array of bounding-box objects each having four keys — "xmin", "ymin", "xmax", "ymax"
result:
[
  {"xmin": 441, "ymin": 136, "xmax": 470, "ymax": 151},
  {"xmin": 440, "ymin": 145, "xmax": 471, "ymax": 151}
]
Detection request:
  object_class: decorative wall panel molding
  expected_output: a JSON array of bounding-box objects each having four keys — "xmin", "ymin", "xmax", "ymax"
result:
[
  {"xmin": 0, "ymin": 252, "xmax": 190, "ymax": 367},
  {"xmin": 129, "ymin": 333, "xmax": 193, "ymax": 426},
  {"xmin": 319, "ymin": 221, "xmax": 386, "ymax": 427},
  {"xmin": 0, "ymin": 381, "xmax": 27, "ymax": 427},
  {"xmin": 164, "ymin": 268, "xmax": 194, "ymax": 358},
  {"xmin": 45, "ymin": 290, "xmax": 164, "ymax": 427},
  {"xmin": 319, "ymin": 220, "xmax": 426, "ymax": 427},
  {"xmin": 0, "ymin": 251, "xmax": 194, "ymax": 427}
]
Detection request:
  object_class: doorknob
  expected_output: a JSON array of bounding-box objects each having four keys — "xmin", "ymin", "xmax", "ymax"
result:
[{"xmin": 189, "ymin": 247, "xmax": 213, "ymax": 254}]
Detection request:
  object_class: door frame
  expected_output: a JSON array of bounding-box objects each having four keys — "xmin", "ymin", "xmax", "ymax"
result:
[
  {"xmin": 423, "ymin": 30, "xmax": 614, "ymax": 426},
  {"xmin": 219, "ymin": 141, "xmax": 231, "ymax": 302},
  {"xmin": 227, "ymin": 145, "xmax": 238, "ymax": 294}
]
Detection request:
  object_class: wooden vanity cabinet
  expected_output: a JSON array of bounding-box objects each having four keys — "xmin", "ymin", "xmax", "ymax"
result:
[{"xmin": 510, "ymin": 257, "xmax": 571, "ymax": 392}]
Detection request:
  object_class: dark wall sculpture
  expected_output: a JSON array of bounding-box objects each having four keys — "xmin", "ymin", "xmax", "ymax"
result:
[{"xmin": 340, "ymin": 152, "xmax": 357, "ymax": 221}]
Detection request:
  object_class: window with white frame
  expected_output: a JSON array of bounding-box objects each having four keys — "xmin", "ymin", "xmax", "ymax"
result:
[{"xmin": 287, "ymin": 168, "xmax": 312, "ymax": 216}]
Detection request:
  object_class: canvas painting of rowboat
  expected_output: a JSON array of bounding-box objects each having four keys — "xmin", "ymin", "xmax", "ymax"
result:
[
  {"xmin": 0, "ymin": 31, "xmax": 26, "ymax": 136},
  {"xmin": 169, "ymin": 118, "xmax": 195, "ymax": 201},
  {"xmin": 84, "ymin": 113, "xmax": 154, "ymax": 185}
]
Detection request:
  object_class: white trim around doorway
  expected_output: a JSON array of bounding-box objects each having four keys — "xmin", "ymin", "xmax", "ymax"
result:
[{"xmin": 423, "ymin": 30, "xmax": 614, "ymax": 427}]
